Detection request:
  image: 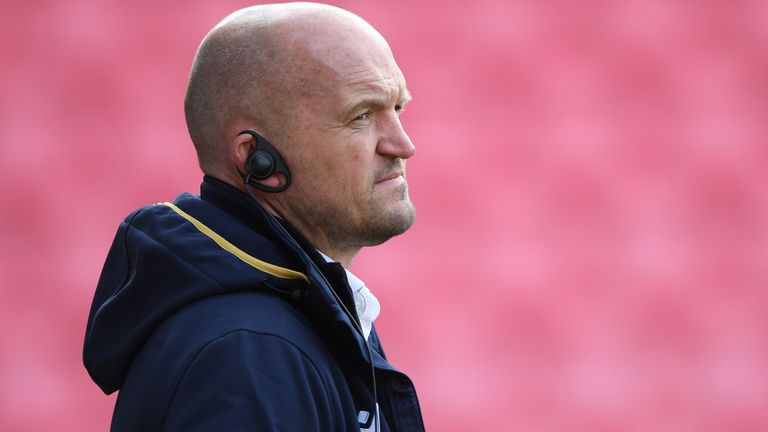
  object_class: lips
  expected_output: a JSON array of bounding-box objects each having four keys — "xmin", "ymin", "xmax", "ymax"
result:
[{"xmin": 375, "ymin": 172, "xmax": 404, "ymax": 184}]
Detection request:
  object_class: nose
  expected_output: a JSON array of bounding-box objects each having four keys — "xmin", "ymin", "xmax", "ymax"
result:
[{"xmin": 376, "ymin": 112, "xmax": 415, "ymax": 160}]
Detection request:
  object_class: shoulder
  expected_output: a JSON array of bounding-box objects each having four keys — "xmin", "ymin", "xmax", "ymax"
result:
[
  {"xmin": 157, "ymin": 290, "xmax": 330, "ymax": 365},
  {"xmin": 114, "ymin": 291, "xmax": 354, "ymax": 430},
  {"xmin": 157, "ymin": 326, "xmax": 353, "ymax": 431}
]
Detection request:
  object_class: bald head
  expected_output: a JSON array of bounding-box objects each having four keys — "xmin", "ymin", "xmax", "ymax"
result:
[{"xmin": 184, "ymin": 2, "xmax": 390, "ymax": 175}]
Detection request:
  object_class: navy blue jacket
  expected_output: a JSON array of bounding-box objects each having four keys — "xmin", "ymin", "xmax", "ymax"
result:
[{"xmin": 83, "ymin": 176, "xmax": 425, "ymax": 431}]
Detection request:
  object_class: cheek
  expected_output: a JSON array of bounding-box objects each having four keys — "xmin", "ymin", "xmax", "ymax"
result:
[{"xmin": 349, "ymin": 151, "xmax": 375, "ymax": 182}]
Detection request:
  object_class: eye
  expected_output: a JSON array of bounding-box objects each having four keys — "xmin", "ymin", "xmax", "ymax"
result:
[
  {"xmin": 354, "ymin": 111, "xmax": 371, "ymax": 121},
  {"xmin": 395, "ymin": 104, "xmax": 405, "ymax": 116}
]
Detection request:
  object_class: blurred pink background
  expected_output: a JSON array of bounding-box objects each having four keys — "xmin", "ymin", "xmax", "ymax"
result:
[{"xmin": 2, "ymin": 0, "xmax": 768, "ymax": 430}]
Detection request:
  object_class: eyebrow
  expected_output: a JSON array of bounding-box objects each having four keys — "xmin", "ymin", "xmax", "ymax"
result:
[{"xmin": 345, "ymin": 87, "xmax": 413, "ymax": 115}]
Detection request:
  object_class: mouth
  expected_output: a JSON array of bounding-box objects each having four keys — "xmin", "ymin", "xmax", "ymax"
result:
[{"xmin": 375, "ymin": 172, "xmax": 404, "ymax": 184}]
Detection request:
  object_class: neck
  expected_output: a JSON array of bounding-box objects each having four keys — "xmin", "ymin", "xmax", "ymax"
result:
[
  {"xmin": 272, "ymin": 207, "xmax": 361, "ymax": 268},
  {"xmin": 220, "ymin": 175, "xmax": 361, "ymax": 269},
  {"xmin": 314, "ymin": 244, "xmax": 359, "ymax": 269}
]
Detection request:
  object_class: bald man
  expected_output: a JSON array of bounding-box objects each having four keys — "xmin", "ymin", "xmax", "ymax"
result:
[{"xmin": 83, "ymin": 3, "xmax": 424, "ymax": 431}]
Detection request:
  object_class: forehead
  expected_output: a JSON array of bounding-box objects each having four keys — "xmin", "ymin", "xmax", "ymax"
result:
[
  {"xmin": 338, "ymin": 63, "xmax": 407, "ymax": 103},
  {"xmin": 295, "ymin": 48, "xmax": 408, "ymax": 116}
]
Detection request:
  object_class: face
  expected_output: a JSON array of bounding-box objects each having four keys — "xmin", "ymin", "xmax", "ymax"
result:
[{"xmin": 272, "ymin": 27, "xmax": 416, "ymax": 252}]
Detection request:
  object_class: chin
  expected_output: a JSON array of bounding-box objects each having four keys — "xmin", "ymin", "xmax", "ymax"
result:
[{"xmin": 361, "ymin": 202, "xmax": 416, "ymax": 246}]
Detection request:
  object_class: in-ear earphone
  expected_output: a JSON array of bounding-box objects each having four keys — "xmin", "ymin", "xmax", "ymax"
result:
[{"xmin": 238, "ymin": 129, "xmax": 292, "ymax": 193}]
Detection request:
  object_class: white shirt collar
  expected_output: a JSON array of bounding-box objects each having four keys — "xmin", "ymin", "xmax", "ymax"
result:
[{"xmin": 317, "ymin": 251, "xmax": 380, "ymax": 341}]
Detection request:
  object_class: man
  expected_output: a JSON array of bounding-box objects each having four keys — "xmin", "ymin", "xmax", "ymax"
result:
[{"xmin": 83, "ymin": 3, "xmax": 424, "ymax": 431}]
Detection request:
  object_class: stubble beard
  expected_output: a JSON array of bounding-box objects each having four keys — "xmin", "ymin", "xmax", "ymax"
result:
[
  {"xmin": 295, "ymin": 182, "xmax": 416, "ymax": 252},
  {"xmin": 356, "ymin": 186, "xmax": 416, "ymax": 246}
]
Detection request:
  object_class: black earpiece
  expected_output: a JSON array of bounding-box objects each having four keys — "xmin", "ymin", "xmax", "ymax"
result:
[{"xmin": 238, "ymin": 129, "xmax": 292, "ymax": 193}]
